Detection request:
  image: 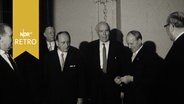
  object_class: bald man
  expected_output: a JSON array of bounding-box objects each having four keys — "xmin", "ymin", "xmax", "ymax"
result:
[
  {"xmin": 0, "ymin": 23, "xmax": 25, "ymax": 104},
  {"xmin": 44, "ymin": 31, "xmax": 85, "ymax": 104},
  {"xmin": 85, "ymin": 21, "xmax": 131, "ymax": 104}
]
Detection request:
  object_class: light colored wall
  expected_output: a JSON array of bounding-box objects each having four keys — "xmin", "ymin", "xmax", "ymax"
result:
[
  {"xmin": 54, "ymin": 0, "xmax": 117, "ymax": 48},
  {"xmin": 121, "ymin": 0, "xmax": 184, "ymax": 58},
  {"xmin": 54, "ymin": 0, "xmax": 184, "ymax": 58},
  {"xmin": 54, "ymin": 0, "xmax": 99, "ymax": 48}
]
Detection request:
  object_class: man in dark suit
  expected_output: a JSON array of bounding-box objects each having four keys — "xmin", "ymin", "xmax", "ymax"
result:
[
  {"xmin": 44, "ymin": 31, "xmax": 85, "ymax": 104},
  {"xmin": 40, "ymin": 26, "xmax": 56, "ymax": 60},
  {"xmin": 119, "ymin": 30, "xmax": 163, "ymax": 104},
  {"xmin": 15, "ymin": 51, "xmax": 41, "ymax": 104},
  {"xmin": 39, "ymin": 26, "xmax": 57, "ymax": 103},
  {"xmin": 0, "ymin": 23, "xmax": 25, "ymax": 104},
  {"xmin": 163, "ymin": 11, "xmax": 184, "ymax": 104},
  {"xmin": 86, "ymin": 21, "xmax": 131, "ymax": 104}
]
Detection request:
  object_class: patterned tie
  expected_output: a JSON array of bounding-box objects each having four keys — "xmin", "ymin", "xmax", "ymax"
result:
[
  {"xmin": 102, "ymin": 43, "xmax": 107, "ymax": 73},
  {"xmin": 60, "ymin": 53, "xmax": 65, "ymax": 71}
]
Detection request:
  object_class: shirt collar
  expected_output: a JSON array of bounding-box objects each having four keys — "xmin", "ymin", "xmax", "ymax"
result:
[
  {"xmin": 47, "ymin": 41, "xmax": 55, "ymax": 44},
  {"xmin": 175, "ymin": 31, "xmax": 184, "ymax": 41},
  {"xmin": 100, "ymin": 40, "xmax": 110, "ymax": 46},
  {"xmin": 57, "ymin": 49, "xmax": 67, "ymax": 55},
  {"xmin": 0, "ymin": 49, "xmax": 6, "ymax": 55},
  {"xmin": 133, "ymin": 45, "xmax": 143, "ymax": 55}
]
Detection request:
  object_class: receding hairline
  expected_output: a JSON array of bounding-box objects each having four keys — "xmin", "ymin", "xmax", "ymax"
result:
[
  {"xmin": 127, "ymin": 30, "xmax": 142, "ymax": 40},
  {"xmin": 95, "ymin": 21, "xmax": 110, "ymax": 32},
  {"xmin": 56, "ymin": 31, "xmax": 71, "ymax": 41},
  {"xmin": 167, "ymin": 11, "xmax": 184, "ymax": 28},
  {"xmin": 0, "ymin": 23, "xmax": 12, "ymax": 36}
]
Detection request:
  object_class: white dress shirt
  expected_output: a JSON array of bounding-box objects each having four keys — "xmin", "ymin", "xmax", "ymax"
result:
[
  {"xmin": 57, "ymin": 49, "xmax": 67, "ymax": 70},
  {"xmin": 47, "ymin": 41, "xmax": 55, "ymax": 51},
  {"xmin": 99, "ymin": 41, "xmax": 109, "ymax": 69}
]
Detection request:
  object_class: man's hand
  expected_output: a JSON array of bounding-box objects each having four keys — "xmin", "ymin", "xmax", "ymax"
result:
[
  {"xmin": 120, "ymin": 75, "xmax": 134, "ymax": 84},
  {"xmin": 77, "ymin": 98, "xmax": 83, "ymax": 104},
  {"xmin": 114, "ymin": 76, "xmax": 121, "ymax": 85}
]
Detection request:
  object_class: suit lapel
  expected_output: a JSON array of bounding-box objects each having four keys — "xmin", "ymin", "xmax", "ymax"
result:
[
  {"xmin": 53, "ymin": 50, "xmax": 62, "ymax": 72},
  {"xmin": 0, "ymin": 55, "xmax": 14, "ymax": 71},
  {"xmin": 132, "ymin": 48, "xmax": 143, "ymax": 63},
  {"xmin": 107, "ymin": 41, "xmax": 112, "ymax": 69},
  {"xmin": 92, "ymin": 40, "xmax": 100, "ymax": 69},
  {"xmin": 96, "ymin": 41, "xmax": 101, "ymax": 69}
]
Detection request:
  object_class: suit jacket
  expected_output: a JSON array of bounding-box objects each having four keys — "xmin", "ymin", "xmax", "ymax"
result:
[
  {"xmin": 124, "ymin": 44, "xmax": 163, "ymax": 104},
  {"xmin": 164, "ymin": 34, "xmax": 184, "ymax": 104},
  {"xmin": 86, "ymin": 40, "xmax": 131, "ymax": 104},
  {"xmin": 15, "ymin": 51, "xmax": 41, "ymax": 104},
  {"xmin": 44, "ymin": 46, "xmax": 85, "ymax": 104},
  {"xmin": 0, "ymin": 55, "xmax": 25, "ymax": 104},
  {"xmin": 39, "ymin": 36, "xmax": 56, "ymax": 60}
]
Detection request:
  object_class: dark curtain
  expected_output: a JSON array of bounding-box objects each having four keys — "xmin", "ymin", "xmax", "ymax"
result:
[{"xmin": 0, "ymin": 0, "xmax": 12, "ymax": 27}]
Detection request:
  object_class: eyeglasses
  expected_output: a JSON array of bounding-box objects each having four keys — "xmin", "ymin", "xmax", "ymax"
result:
[{"xmin": 164, "ymin": 24, "xmax": 170, "ymax": 27}]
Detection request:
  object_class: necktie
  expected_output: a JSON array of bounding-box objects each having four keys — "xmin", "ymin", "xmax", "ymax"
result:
[
  {"xmin": 6, "ymin": 54, "xmax": 17, "ymax": 70},
  {"xmin": 60, "ymin": 53, "xmax": 65, "ymax": 71},
  {"xmin": 48, "ymin": 42, "xmax": 52, "ymax": 51},
  {"xmin": 131, "ymin": 53, "xmax": 136, "ymax": 62},
  {"xmin": 102, "ymin": 43, "xmax": 107, "ymax": 73}
]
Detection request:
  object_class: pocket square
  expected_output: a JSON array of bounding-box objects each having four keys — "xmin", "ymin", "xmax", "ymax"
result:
[{"xmin": 70, "ymin": 65, "xmax": 76, "ymax": 68}]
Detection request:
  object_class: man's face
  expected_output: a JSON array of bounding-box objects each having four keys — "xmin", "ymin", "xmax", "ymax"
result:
[
  {"xmin": 126, "ymin": 33, "xmax": 141, "ymax": 53},
  {"xmin": 44, "ymin": 27, "xmax": 55, "ymax": 42},
  {"xmin": 97, "ymin": 23, "xmax": 110, "ymax": 42},
  {"xmin": 0, "ymin": 26, "xmax": 12, "ymax": 52},
  {"xmin": 56, "ymin": 33, "xmax": 70, "ymax": 52}
]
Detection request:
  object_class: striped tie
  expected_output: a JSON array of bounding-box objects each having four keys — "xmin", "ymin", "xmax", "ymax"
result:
[
  {"xmin": 60, "ymin": 53, "xmax": 65, "ymax": 71},
  {"xmin": 102, "ymin": 43, "xmax": 107, "ymax": 73}
]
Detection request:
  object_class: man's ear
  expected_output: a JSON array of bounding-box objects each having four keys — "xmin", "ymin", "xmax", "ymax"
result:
[
  {"xmin": 56, "ymin": 41, "xmax": 59, "ymax": 47},
  {"xmin": 169, "ymin": 24, "xmax": 175, "ymax": 33},
  {"xmin": 138, "ymin": 38, "xmax": 142, "ymax": 44},
  {"xmin": 43, "ymin": 33, "xmax": 46, "ymax": 37}
]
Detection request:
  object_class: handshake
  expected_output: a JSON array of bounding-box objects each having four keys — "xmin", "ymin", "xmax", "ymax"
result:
[{"xmin": 114, "ymin": 75, "xmax": 134, "ymax": 85}]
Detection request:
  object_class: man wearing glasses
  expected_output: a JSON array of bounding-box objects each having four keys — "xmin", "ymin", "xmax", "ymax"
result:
[{"xmin": 164, "ymin": 11, "xmax": 184, "ymax": 104}]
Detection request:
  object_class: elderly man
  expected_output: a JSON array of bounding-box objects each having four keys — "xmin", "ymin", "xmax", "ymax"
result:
[
  {"xmin": 44, "ymin": 31, "xmax": 85, "ymax": 104},
  {"xmin": 120, "ymin": 30, "xmax": 163, "ymax": 104},
  {"xmin": 40, "ymin": 26, "xmax": 56, "ymax": 60},
  {"xmin": 0, "ymin": 23, "xmax": 24, "ymax": 104},
  {"xmin": 85, "ymin": 21, "xmax": 131, "ymax": 104},
  {"xmin": 164, "ymin": 11, "xmax": 184, "ymax": 104}
]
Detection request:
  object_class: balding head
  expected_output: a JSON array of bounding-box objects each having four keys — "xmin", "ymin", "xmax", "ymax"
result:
[
  {"xmin": 56, "ymin": 31, "xmax": 71, "ymax": 52},
  {"xmin": 0, "ymin": 23, "xmax": 12, "ymax": 52},
  {"xmin": 95, "ymin": 21, "xmax": 110, "ymax": 42}
]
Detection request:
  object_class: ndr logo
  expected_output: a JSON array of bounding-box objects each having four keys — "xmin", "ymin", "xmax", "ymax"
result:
[
  {"xmin": 20, "ymin": 29, "xmax": 32, "ymax": 38},
  {"xmin": 14, "ymin": 29, "xmax": 37, "ymax": 45}
]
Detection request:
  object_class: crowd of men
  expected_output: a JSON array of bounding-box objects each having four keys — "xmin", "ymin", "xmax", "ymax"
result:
[{"xmin": 1, "ymin": 11, "xmax": 184, "ymax": 104}]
